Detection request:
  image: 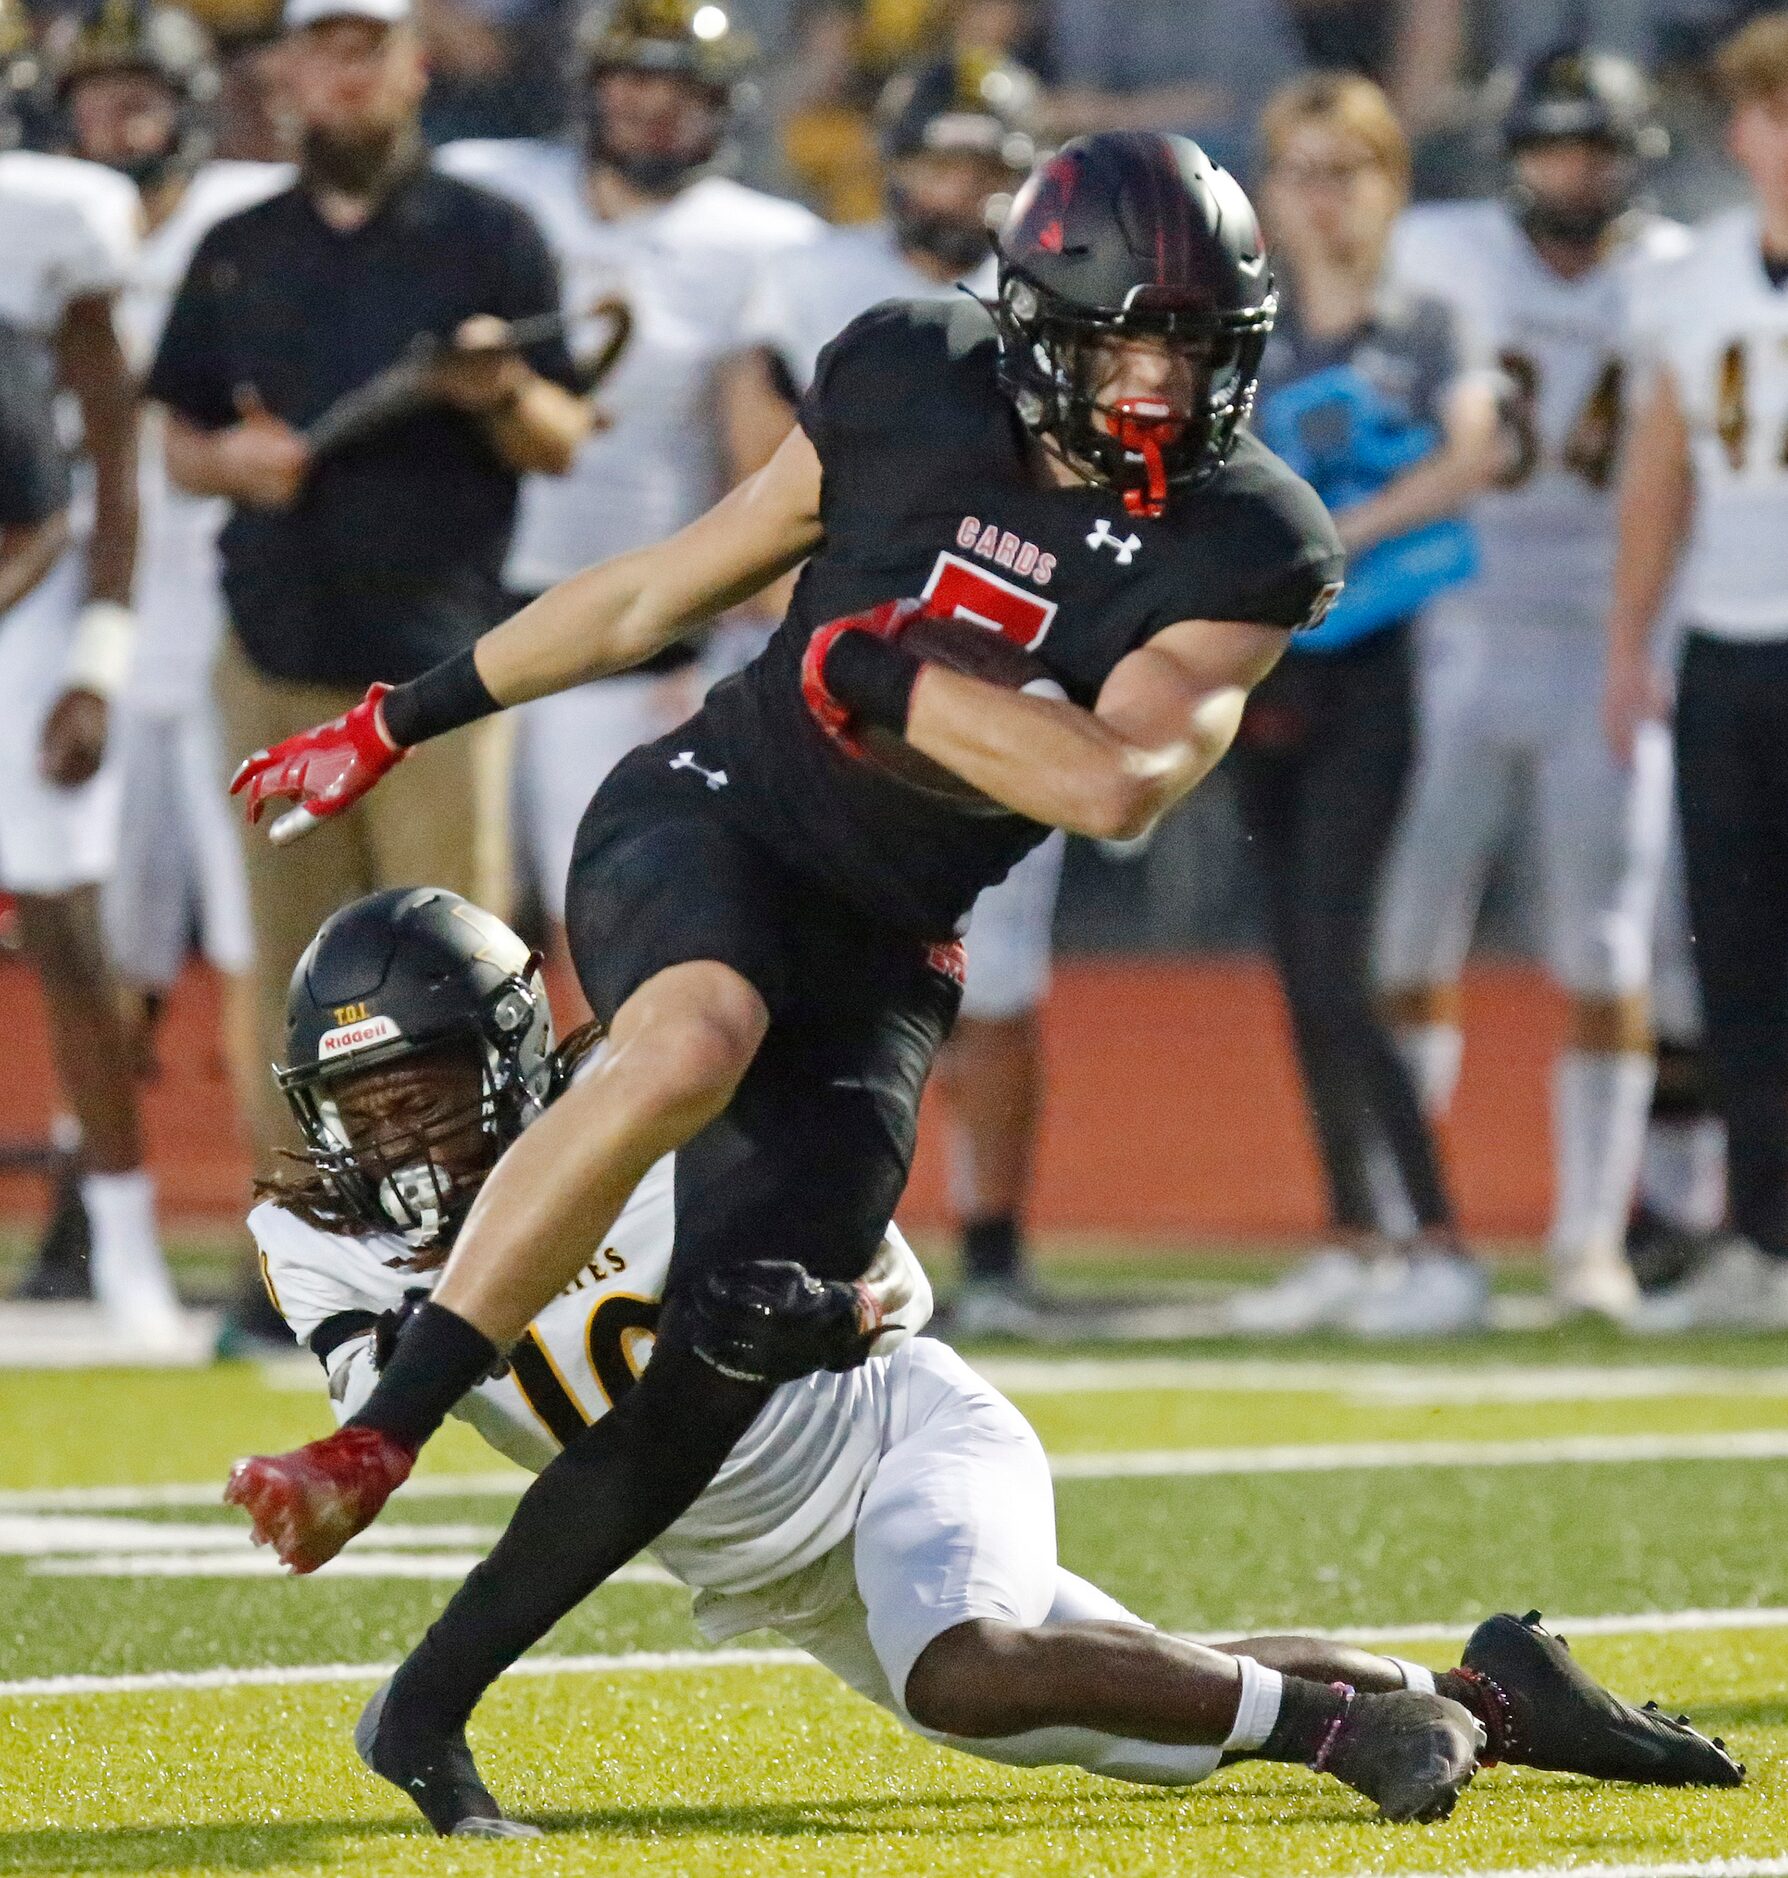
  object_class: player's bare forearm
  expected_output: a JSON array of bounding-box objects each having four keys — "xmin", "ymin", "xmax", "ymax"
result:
[
  {"xmin": 903, "ymin": 618, "xmax": 1284, "ymax": 840},
  {"xmin": 1608, "ymin": 368, "xmax": 1693, "ymax": 667},
  {"xmin": 0, "ymin": 512, "xmax": 70, "ymax": 616},
  {"xmin": 57, "ymin": 296, "xmax": 138, "ymax": 605},
  {"xmin": 473, "ymin": 424, "xmax": 824, "ymax": 706}
]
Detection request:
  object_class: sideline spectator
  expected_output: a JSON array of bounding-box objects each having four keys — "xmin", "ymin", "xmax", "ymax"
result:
[
  {"xmin": 1224, "ymin": 74, "xmax": 1498, "ymax": 1338},
  {"xmin": 1378, "ymin": 51, "xmax": 1687, "ymax": 1329},
  {"xmin": 146, "ymin": 0, "xmax": 588, "ymax": 1173},
  {"xmin": 1607, "ymin": 9, "xmax": 1788, "ymax": 1329}
]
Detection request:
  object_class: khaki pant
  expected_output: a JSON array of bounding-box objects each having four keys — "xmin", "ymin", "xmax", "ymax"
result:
[{"xmin": 216, "ymin": 632, "xmax": 511, "ymax": 1166}]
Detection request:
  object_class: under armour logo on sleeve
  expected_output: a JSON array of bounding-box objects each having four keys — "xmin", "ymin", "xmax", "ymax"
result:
[
  {"xmin": 1086, "ymin": 519, "xmax": 1142, "ymax": 564},
  {"xmin": 669, "ymin": 750, "xmax": 728, "ymax": 790}
]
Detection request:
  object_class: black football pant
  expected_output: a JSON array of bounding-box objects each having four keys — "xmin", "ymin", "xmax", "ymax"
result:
[
  {"xmin": 384, "ymin": 739, "xmax": 961, "ymax": 1734},
  {"xmin": 1674, "ymin": 631, "xmax": 1788, "ymax": 1261},
  {"xmin": 1228, "ymin": 623, "xmax": 1454, "ymax": 1237}
]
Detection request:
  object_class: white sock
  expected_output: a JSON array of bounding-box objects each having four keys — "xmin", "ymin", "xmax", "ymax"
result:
[
  {"xmin": 1396, "ymin": 1022, "xmax": 1463, "ymax": 1118},
  {"xmin": 84, "ymin": 1171, "xmax": 180, "ymax": 1327},
  {"xmin": 1551, "ymin": 1049, "xmax": 1656, "ymax": 1263},
  {"xmin": 1384, "ymin": 1656, "xmax": 1437, "ymax": 1694},
  {"xmin": 1220, "ymin": 1656, "xmax": 1284, "ymax": 1751},
  {"xmin": 1640, "ymin": 1116, "xmax": 1728, "ymax": 1236}
]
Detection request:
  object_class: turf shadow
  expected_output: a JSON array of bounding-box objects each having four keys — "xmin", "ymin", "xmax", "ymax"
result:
[{"xmin": 0, "ymin": 1817, "xmax": 422, "ymax": 1874}]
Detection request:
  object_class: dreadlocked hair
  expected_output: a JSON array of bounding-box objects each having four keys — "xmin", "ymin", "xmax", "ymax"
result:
[{"xmin": 258, "ymin": 1019, "xmax": 608, "ymax": 1263}]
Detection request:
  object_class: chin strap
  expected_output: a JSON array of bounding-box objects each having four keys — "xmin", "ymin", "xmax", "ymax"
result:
[{"xmin": 1108, "ymin": 397, "xmax": 1185, "ymax": 519}]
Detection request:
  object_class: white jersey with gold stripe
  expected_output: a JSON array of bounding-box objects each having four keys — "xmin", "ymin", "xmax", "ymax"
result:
[
  {"xmin": 249, "ymin": 1157, "xmax": 931, "ymax": 1597},
  {"xmin": 1627, "ymin": 206, "xmax": 1788, "ymax": 640}
]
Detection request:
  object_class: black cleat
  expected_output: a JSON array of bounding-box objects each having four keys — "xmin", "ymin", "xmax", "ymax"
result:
[
  {"xmin": 354, "ymin": 1680, "xmax": 541, "ymax": 1839},
  {"xmin": 1320, "ymin": 1689, "xmax": 1484, "ymax": 1823},
  {"xmin": 1459, "ymin": 1611, "xmax": 1744, "ymax": 1787}
]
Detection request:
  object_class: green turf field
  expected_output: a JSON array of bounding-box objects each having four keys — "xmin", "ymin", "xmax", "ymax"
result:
[{"xmin": 5, "ymin": 1295, "xmax": 1788, "ymax": 1877}]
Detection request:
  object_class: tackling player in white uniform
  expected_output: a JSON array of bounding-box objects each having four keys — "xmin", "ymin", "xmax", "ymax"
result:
[
  {"xmin": 247, "ymin": 885, "xmax": 1738, "ymax": 1836},
  {"xmin": 1607, "ymin": 13, "xmax": 1788, "ymax": 1330},
  {"xmin": 0, "ymin": 0, "xmax": 185, "ymax": 1343},
  {"xmin": 438, "ymin": 0, "xmax": 817, "ymax": 981},
  {"xmin": 1376, "ymin": 49, "xmax": 1688, "ymax": 1329},
  {"xmin": 726, "ymin": 56, "xmax": 1060, "ymax": 1337}
]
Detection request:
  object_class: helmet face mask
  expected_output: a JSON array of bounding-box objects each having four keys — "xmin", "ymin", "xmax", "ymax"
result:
[
  {"xmin": 65, "ymin": 65, "xmax": 184, "ymax": 188},
  {"xmin": 577, "ymin": 0, "xmax": 753, "ymax": 195},
  {"xmin": 287, "ymin": 1040, "xmax": 497, "ymax": 1259},
  {"xmin": 994, "ymin": 133, "xmax": 1275, "ymax": 518},
  {"xmin": 277, "ymin": 889, "xmax": 561, "ymax": 1260},
  {"xmin": 877, "ymin": 55, "xmax": 1038, "ymax": 275},
  {"xmin": 885, "ymin": 148, "xmax": 1015, "ymax": 275},
  {"xmin": 584, "ymin": 63, "xmax": 729, "ymax": 193},
  {"xmin": 48, "ymin": 2, "xmax": 219, "ymax": 189},
  {"xmin": 1498, "ymin": 47, "xmax": 1664, "ymax": 248},
  {"xmin": 997, "ymin": 267, "xmax": 1272, "ymax": 517},
  {"xmin": 1507, "ymin": 133, "xmax": 1638, "ymax": 247}
]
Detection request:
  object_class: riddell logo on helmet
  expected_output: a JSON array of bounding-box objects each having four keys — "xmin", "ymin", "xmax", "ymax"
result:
[{"xmin": 318, "ymin": 1014, "xmax": 402, "ymax": 1058}]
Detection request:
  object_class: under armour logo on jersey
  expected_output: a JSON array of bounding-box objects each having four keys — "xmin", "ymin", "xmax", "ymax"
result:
[
  {"xmin": 1087, "ymin": 519, "xmax": 1142, "ymax": 564},
  {"xmin": 669, "ymin": 750, "xmax": 728, "ymax": 790}
]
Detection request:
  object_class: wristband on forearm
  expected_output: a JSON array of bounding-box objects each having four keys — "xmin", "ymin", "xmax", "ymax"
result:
[
  {"xmin": 379, "ymin": 647, "xmax": 501, "ymax": 748},
  {"xmin": 66, "ymin": 601, "xmax": 135, "ymax": 699},
  {"xmin": 822, "ymin": 630, "xmax": 924, "ymax": 735}
]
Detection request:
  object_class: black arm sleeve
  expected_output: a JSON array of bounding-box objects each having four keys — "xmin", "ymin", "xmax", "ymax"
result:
[{"xmin": 0, "ymin": 326, "xmax": 68, "ymax": 527}]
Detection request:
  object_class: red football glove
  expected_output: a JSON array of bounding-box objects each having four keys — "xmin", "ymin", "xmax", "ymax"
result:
[
  {"xmin": 800, "ymin": 595, "xmax": 928, "ymax": 756},
  {"xmin": 230, "ymin": 682, "xmax": 405, "ymax": 845}
]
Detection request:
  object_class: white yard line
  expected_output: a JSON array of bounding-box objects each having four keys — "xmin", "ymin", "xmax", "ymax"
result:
[
  {"xmin": 0, "ymin": 1646, "xmax": 810, "ymax": 1700},
  {"xmin": 9, "ymin": 1428, "xmax": 1788, "ymax": 1517},
  {"xmin": 1376, "ymin": 1862, "xmax": 1788, "ymax": 1878},
  {"xmin": 1048, "ymin": 1428, "xmax": 1788, "ymax": 1478},
  {"xmin": 10, "ymin": 1604, "xmax": 1788, "ymax": 1701},
  {"xmin": 977, "ymin": 1355, "xmax": 1788, "ymax": 1404},
  {"xmin": 26, "ymin": 1552, "xmax": 674, "ymax": 1583},
  {"xmin": 0, "ymin": 1473, "xmax": 527, "ymax": 1513}
]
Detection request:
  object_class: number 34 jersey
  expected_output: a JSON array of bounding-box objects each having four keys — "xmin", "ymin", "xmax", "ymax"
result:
[
  {"xmin": 249, "ymin": 1156, "xmax": 932, "ymax": 1597},
  {"xmin": 1389, "ymin": 198, "xmax": 1689, "ymax": 632},
  {"xmin": 437, "ymin": 140, "xmax": 821, "ymax": 590}
]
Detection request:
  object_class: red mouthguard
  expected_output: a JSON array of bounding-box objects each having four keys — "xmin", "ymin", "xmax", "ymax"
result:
[{"xmin": 1109, "ymin": 397, "xmax": 1185, "ymax": 519}]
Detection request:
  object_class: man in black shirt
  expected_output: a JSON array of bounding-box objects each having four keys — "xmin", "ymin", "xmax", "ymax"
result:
[
  {"xmin": 146, "ymin": 0, "xmax": 587, "ymax": 1169},
  {"xmin": 221, "ymin": 134, "xmax": 1521, "ymax": 1831}
]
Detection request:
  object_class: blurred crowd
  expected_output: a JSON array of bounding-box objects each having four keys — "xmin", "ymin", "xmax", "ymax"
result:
[{"xmin": 0, "ymin": 0, "xmax": 1785, "ymax": 1359}]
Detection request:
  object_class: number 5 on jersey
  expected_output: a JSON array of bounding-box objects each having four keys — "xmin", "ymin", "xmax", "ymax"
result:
[{"xmin": 922, "ymin": 553, "xmax": 1059, "ymax": 651}]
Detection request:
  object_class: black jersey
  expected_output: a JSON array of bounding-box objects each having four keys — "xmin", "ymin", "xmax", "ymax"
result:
[{"xmin": 693, "ymin": 296, "xmax": 1343, "ymax": 936}]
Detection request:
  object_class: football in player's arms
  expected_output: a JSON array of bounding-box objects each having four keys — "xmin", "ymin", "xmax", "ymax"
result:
[{"xmin": 249, "ymin": 888, "xmax": 1744, "ymax": 1837}]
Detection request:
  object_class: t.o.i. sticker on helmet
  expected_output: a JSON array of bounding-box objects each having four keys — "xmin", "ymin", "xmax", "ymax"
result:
[{"xmin": 317, "ymin": 1014, "xmax": 403, "ymax": 1058}]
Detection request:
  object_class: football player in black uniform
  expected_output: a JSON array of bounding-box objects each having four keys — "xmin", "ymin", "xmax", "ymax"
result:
[{"xmin": 215, "ymin": 132, "xmax": 1534, "ymax": 1825}]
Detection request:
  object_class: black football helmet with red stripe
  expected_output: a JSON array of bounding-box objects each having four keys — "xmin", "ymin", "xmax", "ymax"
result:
[{"xmin": 994, "ymin": 131, "xmax": 1275, "ymax": 517}]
